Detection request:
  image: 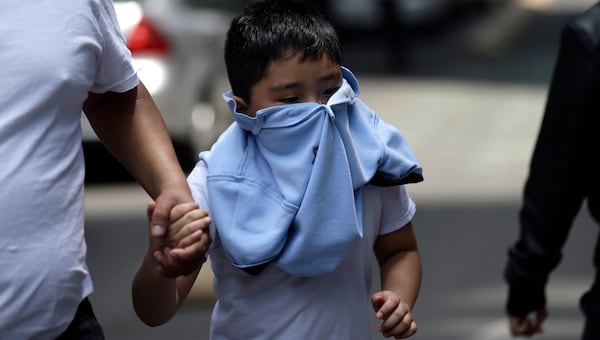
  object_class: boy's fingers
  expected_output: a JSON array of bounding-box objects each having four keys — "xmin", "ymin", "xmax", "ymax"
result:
[
  {"xmin": 157, "ymin": 248, "xmax": 189, "ymax": 278},
  {"xmin": 177, "ymin": 229, "xmax": 205, "ymax": 249},
  {"xmin": 391, "ymin": 320, "xmax": 418, "ymax": 339},
  {"xmin": 371, "ymin": 293, "xmax": 386, "ymax": 316},
  {"xmin": 373, "ymin": 293, "xmax": 399, "ymax": 320},
  {"xmin": 171, "ymin": 234, "xmax": 210, "ymax": 259},
  {"xmin": 174, "ymin": 217, "xmax": 211, "ymax": 246},
  {"xmin": 169, "ymin": 209, "xmax": 208, "ymax": 236},
  {"xmin": 379, "ymin": 305, "xmax": 409, "ymax": 333},
  {"xmin": 170, "ymin": 202, "xmax": 201, "ymax": 222},
  {"xmin": 153, "ymin": 249, "xmax": 163, "ymax": 263},
  {"xmin": 382, "ymin": 309, "xmax": 410, "ymax": 333},
  {"xmin": 160, "ymin": 232, "xmax": 210, "ymax": 274}
]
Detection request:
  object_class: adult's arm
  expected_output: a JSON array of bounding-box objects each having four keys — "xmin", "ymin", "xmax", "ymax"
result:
[
  {"xmin": 504, "ymin": 15, "xmax": 599, "ymax": 316},
  {"xmin": 83, "ymin": 82, "xmax": 201, "ymax": 276},
  {"xmin": 83, "ymin": 81, "xmax": 191, "ymax": 204}
]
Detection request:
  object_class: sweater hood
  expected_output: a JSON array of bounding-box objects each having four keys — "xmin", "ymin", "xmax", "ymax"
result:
[{"xmin": 200, "ymin": 67, "xmax": 422, "ymax": 276}]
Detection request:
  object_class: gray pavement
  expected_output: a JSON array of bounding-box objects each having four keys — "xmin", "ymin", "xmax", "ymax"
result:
[
  {"xmin": 83, "ymin": 1, "xmax": 598, "ymax": 339},
  {"xmin": 355, "ymin": 76, "xmax": 546, "ymax": 204}
]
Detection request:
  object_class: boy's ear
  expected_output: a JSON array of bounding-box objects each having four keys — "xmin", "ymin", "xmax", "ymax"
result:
[{"xmin": 231, "ymin": 95, "xmax": 249, "ymax": 114}]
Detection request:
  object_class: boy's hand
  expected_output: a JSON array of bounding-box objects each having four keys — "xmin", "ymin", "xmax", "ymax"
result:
[
  {"xmin": 147, "ymin": 201, "xmax": 211, "ymax": 278},
  {"xmin": 165, "ymin": 202, "xmax": 209, "ymax": 248},
  {"xmin": 371, "ymin": 290, "xmax": 418, "ymax": 339}
]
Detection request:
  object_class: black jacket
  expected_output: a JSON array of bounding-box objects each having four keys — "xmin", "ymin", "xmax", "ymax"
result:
[{"xmin": 504, "ymin": 2, "xmax": 600, "ymax": 316}]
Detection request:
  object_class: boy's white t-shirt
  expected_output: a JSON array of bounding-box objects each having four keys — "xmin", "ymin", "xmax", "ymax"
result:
[
  {"xmin": 0, "ymin": 0, "xmax": 138, "ymax": 338},
  {"xmin": 188, "ymin": 160, "xmax": 416, "ymax": 340}
]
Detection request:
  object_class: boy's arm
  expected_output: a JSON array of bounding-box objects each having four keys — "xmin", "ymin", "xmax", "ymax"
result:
[
  {"xmin": 372, "ymin": 222, "xmax": 421, "ymax": 338},
  {"xmin": 132, "ymin": 250, "xmax": 203, "ymax": 326},
  {"xmin": 132, "ymin": 251, "xmax": 200, "ymax": 326},
  {"xmin": 132, "ymin": 202, "xmax": 210, "ymax": 326}
]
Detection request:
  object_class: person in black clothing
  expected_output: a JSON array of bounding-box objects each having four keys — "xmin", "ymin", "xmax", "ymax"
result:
[{"xmin": 504, "ymin": 2, "xmax": 600, "ymax": 338}]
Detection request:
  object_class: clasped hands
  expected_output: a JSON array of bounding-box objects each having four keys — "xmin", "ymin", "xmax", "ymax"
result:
[{"xmin": 148, "ymin": 200, "xmax": 212, "ymax": 278}]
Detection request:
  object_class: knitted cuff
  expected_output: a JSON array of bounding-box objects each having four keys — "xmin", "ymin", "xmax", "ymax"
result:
[{"xmin": 506, "ymin": 285, "xmax": 546, "ymax": 317}]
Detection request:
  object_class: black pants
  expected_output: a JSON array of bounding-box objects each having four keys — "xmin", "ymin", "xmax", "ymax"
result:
[{"xmin": 55, "ymin": 298, "xmax": 105, "ymax": 340}]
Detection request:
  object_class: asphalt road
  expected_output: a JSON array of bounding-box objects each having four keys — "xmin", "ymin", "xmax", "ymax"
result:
[
  {"xmin": 85, "ymin": 193, "xmax": 597, "ymax": 340},
  {"xmin": 83, "ymin": 2, "xmax": 598, "ymax": 339}
]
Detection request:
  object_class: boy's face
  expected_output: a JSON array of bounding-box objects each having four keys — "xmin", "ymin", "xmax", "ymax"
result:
[{"xmin": 233, "ymin": 53, "xmax": 342, "ymax": 117}]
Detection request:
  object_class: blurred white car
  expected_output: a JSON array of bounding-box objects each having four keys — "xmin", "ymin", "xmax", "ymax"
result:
[{"xmin": 82, "ymin": 0, "xmax": 237, "ymax": 168}]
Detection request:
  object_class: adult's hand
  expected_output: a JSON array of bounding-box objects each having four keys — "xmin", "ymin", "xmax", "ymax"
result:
[
  {"xmin": 148, "ymin": 193, "xmax": 211, "ymax": 278},
  {"xmin": 149, "ymin": 184, "xmax": 193, "ymax": 238},
  {"xmin": 508, "ymin": 308, "xmax": 547, "ymax": 337}
]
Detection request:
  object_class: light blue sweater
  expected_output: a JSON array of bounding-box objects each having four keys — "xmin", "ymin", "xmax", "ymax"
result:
[{"xmin": 200, "ymin": 67, "xmax": 422, "ymax": 276}]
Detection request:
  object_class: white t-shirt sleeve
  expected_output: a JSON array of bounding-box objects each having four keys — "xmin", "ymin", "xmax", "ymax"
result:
[
  {"xmin": 90, "ymin": 0, "xmax": 139, "ymax": 93},
  {"xmin": 378, "ymin": 185, "xmax": 416, "ymax": 235},
  {"xmin": 188, "ymin": 161, "xmax": 209, "ymax": 211},
  {"xmin": 187, "ymin": 161, "xmax": 216, "ymax": 246}
]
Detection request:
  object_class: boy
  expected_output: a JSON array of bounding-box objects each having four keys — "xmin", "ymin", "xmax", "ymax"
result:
[{"xmin": 132, "ymin": 1, "xmax": 423, "ymax": 338}]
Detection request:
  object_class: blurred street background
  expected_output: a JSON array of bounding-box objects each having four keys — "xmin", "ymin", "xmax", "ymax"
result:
[{"xmin": 84, "ymin": 0, "xmax": 598, "ymax": 339}]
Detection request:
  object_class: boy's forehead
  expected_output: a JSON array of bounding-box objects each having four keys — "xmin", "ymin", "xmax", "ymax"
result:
[
  {"xmin": 263, "ymin": 57, "xmax": 340, "ymax": 83},
  {"xmin": 266, "ymin": 52, "xmax": 340, "ymax": 73},
  {"xmin": 268, "ymin": 50, "xmax": 318, "ymax": 68}
]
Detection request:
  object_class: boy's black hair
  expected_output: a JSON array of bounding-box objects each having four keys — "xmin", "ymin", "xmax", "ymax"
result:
[{"xmin": 224, "ymin": 0, "xmax": 342, "ymax": 102}]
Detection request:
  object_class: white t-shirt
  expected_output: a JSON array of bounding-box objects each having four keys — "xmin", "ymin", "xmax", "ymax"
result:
[
  {"xmin": 188, "ymin": 161, "xmax": 416, "ymax": 340},
  {"xmin": 0, "ymin": 0, "xmax": 138, "ymax": 338}
]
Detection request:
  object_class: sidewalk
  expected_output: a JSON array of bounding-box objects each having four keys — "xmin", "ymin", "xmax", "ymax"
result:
[{"xmin": 358, "ymin": 76, "xmax": 547, "ymax": 204}]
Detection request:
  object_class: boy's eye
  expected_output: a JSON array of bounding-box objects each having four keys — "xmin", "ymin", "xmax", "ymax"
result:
[
  {"xmin": 322, "ymin": 86, "xmax": 340, "ymax": 96},
  {"xmin": 279, "ymin": 96, "xmax": 301, "ymax": 104},
  {"xmin": 319, "ymin": 86, "xmax": 341, "ymax": 103}
]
